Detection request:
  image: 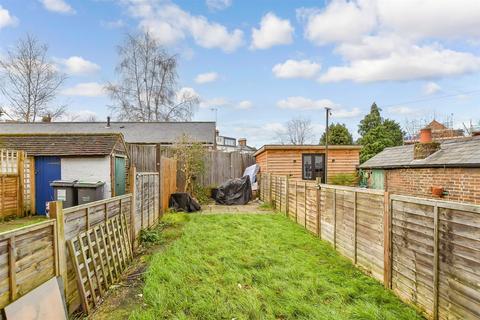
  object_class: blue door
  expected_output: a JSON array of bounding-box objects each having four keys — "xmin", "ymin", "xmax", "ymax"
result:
[{"xmin": 35, "ymin": 156, "xmax": 61, "ymax": 215}]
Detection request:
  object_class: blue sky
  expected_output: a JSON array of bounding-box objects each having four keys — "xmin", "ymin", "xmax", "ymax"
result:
[{"xmin": 0, "ymin": 0, "xmax": 480, "ymax": 147}]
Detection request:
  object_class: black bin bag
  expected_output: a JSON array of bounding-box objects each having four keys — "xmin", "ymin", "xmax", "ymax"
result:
[
  {"xmin": 169, "ymin": 192, "xmax": 201, "ymax": 212},
  {"xmin": 213, "ymin": 175, "xmax": 252, "ymax": 205}
]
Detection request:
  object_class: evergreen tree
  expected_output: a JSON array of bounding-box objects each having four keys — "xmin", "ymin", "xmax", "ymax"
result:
[
  {"xmin": 358, "ymin": 102, "xmax": 404, "ymax": 163},
  {"xmin": 358, "ymin": 102, "xmax": 382, "ymax": 138},
  {"xmin": 320, "ymin": 123, "xmax": 354, "ymax": 145}
]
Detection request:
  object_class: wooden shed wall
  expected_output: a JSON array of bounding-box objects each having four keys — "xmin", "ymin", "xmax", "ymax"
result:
[{"xmin": 257, "ymin": 148, "xmax": 360, "ymax": 182}]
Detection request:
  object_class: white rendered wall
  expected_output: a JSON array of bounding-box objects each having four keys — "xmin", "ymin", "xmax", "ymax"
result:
[{"xmin": 61, "ymin": 157, "xmax": 111, "ymax": 198}]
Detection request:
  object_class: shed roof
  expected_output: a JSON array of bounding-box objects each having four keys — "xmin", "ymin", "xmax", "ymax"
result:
[
  {"xmin": 0, "ymin": 133, "xmax": 124, "ymax": 156},
  {"xmin": 0, "ymin": 121, "xmax": 216, "ymax": 144},
  {"xmin": 359, "ymin": 137, "xmax": 480, "ymax": 169},
  {"xmin": 254, "ymin": 144, "xmax": 361, "ymax": 157}
]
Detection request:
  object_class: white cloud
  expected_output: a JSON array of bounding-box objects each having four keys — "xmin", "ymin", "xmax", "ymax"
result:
[
  {"xmin": 60, "ymin": 56, "xmax": 100, "ymax": 75},
  {"xmin": 62, "ymin": 82, "xmax": 105, "ymax": 97},
  {"xmin": 423, "ymin": 82, "xmax": 441, "ymax": 95},
  {"xmin": 297, "ymin": 1, "xmax": 480, "ymax": 82},
  {"xmin": 319, "ymin": 41, "xmax": 480, "ymax": 83},
  {"xmin": 123, "ymin": 1, "xmax": 243, "ymax": 53},
  {"xmin": 272, "ymin": 59, "xmax": 321, "ymax": 79},
  {"xmin": 376, "ymin": 0, "xmax": 480, "ymax": 39},
  {"xmin": 332, "ymin": 108, "xmax": 362, "ymax": 118},
  {"xmin": 101, "ymin": 19, "xmax": 125, "ymax": 29},
  {"xmin": 251, "ymin": 12, "xmax": 294, "ymax": 50},
  {"xmin": 277, "ymin": 96, "xmax": 337, "ymax": 110},
  {"xmin": 0, "ymin": 6, "xmax": 18, "ymax": 29},
  {"xmin": 40, "ymin": 0, "xmax": 75, "ymax": 14},
  {"xmin": 195, "ymin": 72, "xmax": 219, "ymax": 84},
  {"xmin": 297, "ymin": 1, "xmax": 376, "ymax": 45},
  {"xmin": 387, "ymin": 106, "xmax": 416, "ymax": 115},
  {"xmin": 200, "ymin": 97, "xmax": 229, "ymax": 109},
  {"xmin": 277, "ymin": 96, "xmax": 360, "ymax": 118},
  {"xmin": 236, "ymin": 100, "xmax": 253, "ymax": 109},
  {"xmin": 206, "ymin": 0, "xmax": 232, "ymax": 11}
]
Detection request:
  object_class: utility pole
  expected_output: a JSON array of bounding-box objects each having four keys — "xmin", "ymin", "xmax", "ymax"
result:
[{"xmin": 324, "ymin": 107, "xmax": 332, "ymax": 184}]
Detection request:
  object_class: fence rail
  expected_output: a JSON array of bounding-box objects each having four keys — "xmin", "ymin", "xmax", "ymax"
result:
[{"xmin": 260, "ymin": 173, "xmax": 480, "ymax": 320}]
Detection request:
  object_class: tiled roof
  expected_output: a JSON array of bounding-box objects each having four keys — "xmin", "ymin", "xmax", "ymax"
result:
[
  {"xmin": 0, "ymin": 134, "xmax": 123, "ymax": 156},
  {"xmin": 359, "ymin": 137, "xmax": 480, "ymax": 169},
  {"xmin": 0, "ymin": 121, "xmax": 216, "ymax": 144}
]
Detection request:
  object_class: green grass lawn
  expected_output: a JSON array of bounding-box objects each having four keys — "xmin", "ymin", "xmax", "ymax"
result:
[{"xmin": 131, "ymin": 213, "xmax": 423, "ymax": 320}]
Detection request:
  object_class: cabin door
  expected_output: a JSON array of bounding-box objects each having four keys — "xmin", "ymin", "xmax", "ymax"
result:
[
  {"xmin": 35, "ymin": 156, "xmax": 61, "ymax": 215},
  {"xmin": 114, "ymin": 156, "xmax": 126, "ymax": 196}
]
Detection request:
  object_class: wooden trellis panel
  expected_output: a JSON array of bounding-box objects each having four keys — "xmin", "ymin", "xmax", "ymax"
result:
[{"xmin": 67, "ymin": 214, "xmax": 132, "ymax": 314}]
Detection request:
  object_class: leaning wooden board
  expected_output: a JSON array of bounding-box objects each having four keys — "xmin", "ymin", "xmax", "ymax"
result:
[{"xmin": 67, "ymin": 213, "xmax": 132, "ymax": 314}]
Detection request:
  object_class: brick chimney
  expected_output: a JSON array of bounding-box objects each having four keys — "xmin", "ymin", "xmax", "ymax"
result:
[
  {"xmin": 414, "ymin": 128, "xmax": 440, "ymax": 159},
  {"xmin": 238, "ymin": 138, "xmax": 247, "ymax": 147}
]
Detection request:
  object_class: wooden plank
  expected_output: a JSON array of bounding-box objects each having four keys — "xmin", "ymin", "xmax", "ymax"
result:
[
  {"xmin": 353, "ymin": 191, "xmax": 357, "ymax": 265},
  {"xmin": 384, "ymin": 192, "xmax": 391, "ymax": 288},
  {"xmin": 86, "ymin": 230, "xmax": 104, "ymax": 297},
  {"xmin": 67, "ymin": 239, "xmax": 89, "ymax": 314},
  {"xmin": 333, "ymin": 189, "xmax": 337, "ymax": 249},
  {"xmin": 433, "ymin": 205, "xmax": 439, "ymax": 320},
  {"xmin": 8, "ymin": 236, "xmax": 16, "ymax": 301},
  {"xmin": 78, "ymin": 233, "xmax": 97, "ymax": 307},
  {"xmin": 49, "ymin": 201, "xmax": 67, "ymax": 297}
]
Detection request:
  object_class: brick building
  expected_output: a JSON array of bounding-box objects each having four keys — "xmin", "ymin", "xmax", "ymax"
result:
[{"xmin": 359, "ymin": 130, "xmax": 480, "ymax": 204}]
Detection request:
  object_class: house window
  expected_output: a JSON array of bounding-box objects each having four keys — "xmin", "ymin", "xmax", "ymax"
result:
[{"xmin": 302, "ymin": 154, "xmax": 325, "ymax": 182}]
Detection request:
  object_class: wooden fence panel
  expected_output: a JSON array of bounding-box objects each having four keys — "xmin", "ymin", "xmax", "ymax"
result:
[
  {"xmin": 305, "ymin": 183, "xmax": 319, "ymax": 234},
  {"xmin": 334, "ymin": 189, "xmax": 355, "ymax": 261},
  {"xmin": 356, "ymin": 191, "xmax": 385, "ymax": 282},
  {"xmin": 259, "ymin": 173, "xmax": 480, "ymax": 320},
  {"xmin": 391, "ymin": 199, "xmax": 435, "ymax": 317},
  {"xmin": 0, "ymin": 176, "xmax": 19, "ymax": 218},
  {"xmin": 438, "ymin": 207, "xmax": 480, "ymax": 320},
  {"xmin": 128, "ymin": 145, "xmax": 157, "ymax": 172},
  {"xmin": 160, "ymin": 157, "xmax": 177, "ymax": 212},
  {"xmin": 0, "ymin": 220, "xmax": 57, "ymax": 309}
]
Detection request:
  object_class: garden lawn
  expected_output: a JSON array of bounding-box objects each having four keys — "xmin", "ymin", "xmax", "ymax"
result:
[{"xmin": 132, "ymin": 213, "xmax": 423, "ymax": 320}]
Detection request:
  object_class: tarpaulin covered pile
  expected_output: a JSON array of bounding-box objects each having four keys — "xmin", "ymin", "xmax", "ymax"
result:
[
  {"xmin": 169, "ymin": 192, "xmax": 201, "ymax": 212},
  {"xmin": 212, "ymin": 175, "xmax": 252, "ymax": 205}
]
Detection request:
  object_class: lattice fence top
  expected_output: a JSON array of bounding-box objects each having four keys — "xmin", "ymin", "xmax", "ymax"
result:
[{"xmin": 0, "ymin": 149, "xmax": 23, "ymax": 175}]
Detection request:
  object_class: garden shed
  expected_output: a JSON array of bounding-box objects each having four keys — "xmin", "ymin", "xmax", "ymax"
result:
[
  {"xmin": 0, "ymin": 133, "xmax": 130, "ymax": 214},
  {"xmin": 254, "ymin": 145, "xmax": 361, "ymax": 183}
]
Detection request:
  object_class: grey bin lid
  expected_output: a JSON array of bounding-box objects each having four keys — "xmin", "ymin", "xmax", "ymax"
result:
[
  {"xmin": 50, "ymin": 180, "xmax": 77, "ymax": 187},
  {"xmin": 73, "ymin": 181, "xmax": 105, "ymax": 188}
]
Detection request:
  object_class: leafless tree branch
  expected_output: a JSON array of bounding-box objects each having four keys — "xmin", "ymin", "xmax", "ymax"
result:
[
  {"xmin": 106, "ymin": 32, "xmax": 198, "ymax": 122},
  {"xmin": 0, "ymin": 34, "xmax": 67, "ymax": 122}
]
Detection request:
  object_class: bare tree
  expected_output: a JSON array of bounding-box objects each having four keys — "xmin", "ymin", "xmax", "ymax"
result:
[
  {"xmin": 277, "ymin": 117, "xmax": 314, "ymax": 145},
  {"xmin": 0, "ymin": 34, "xmax": 67, "ymax": 122},
  {"xmin": 106, "ymin": 32, "xmax": 198, "ymax": 122}
]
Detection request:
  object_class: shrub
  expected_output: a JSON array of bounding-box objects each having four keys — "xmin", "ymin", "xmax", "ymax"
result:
[{"xmin": 330, "ymin": 173, "xmax": 358, "ymax": 186}]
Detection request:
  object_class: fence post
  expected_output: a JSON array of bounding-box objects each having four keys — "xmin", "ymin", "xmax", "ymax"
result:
[
  {"xmin": 333, "ymin": 188, "xmax": 337, "ymax": 250},
  {"xmin": 304, "ymin": 182, "xmax": 307, "ymax": 229},
  {"xmin": 17, "ymin": 151, "xmax": 25, "ymax": 216},
  {"xmin": 8, "ymin": 235, "xmax": 16, "ymax": 302},
  {"xmin": 433, "ymin": 204, "xmax": 440, "ymax": 320},
  {"xmin": 129, "ymin": 166, "xmax": 137, "ymax": 249},
  {"xmin": 285, "ymin": 176, "xmax": 289, "ymax": 217},
  {"xmin": 295, "ymin": 181, "xmax": 298, "ymax": 223},
  {"xmin": 49, "ymin": 201, "xmax": 67, "ymax": 297},
  {"xmin": 383, "ymin": 191, "xmax": 391, "ymax": 289},
  {"xmin": 353, "ymin": 191, "xmax": 357, "ymax": 265},
  {"xmin": 269, "ymin": 174, "xmax": 273, "ymax": 205},
  {"xmin": 316, "ymin": 177, "xmax": 321, "ymax": 238}
]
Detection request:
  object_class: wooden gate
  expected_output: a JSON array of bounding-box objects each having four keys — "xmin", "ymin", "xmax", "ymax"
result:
[{"xmin": 0, "ymin": 150, "xmax": 25, "ymax": 217}]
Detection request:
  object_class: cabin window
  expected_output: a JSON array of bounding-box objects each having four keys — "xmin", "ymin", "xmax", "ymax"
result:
[{"xmin": 302, "ymin": 154, "xmax": 325, "ymax": 182}]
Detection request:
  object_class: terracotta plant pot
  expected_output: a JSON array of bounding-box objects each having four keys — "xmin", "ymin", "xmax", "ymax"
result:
[{"xmin": 432, "ymin": 186, "xmax": 444, "ymax": 197}]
